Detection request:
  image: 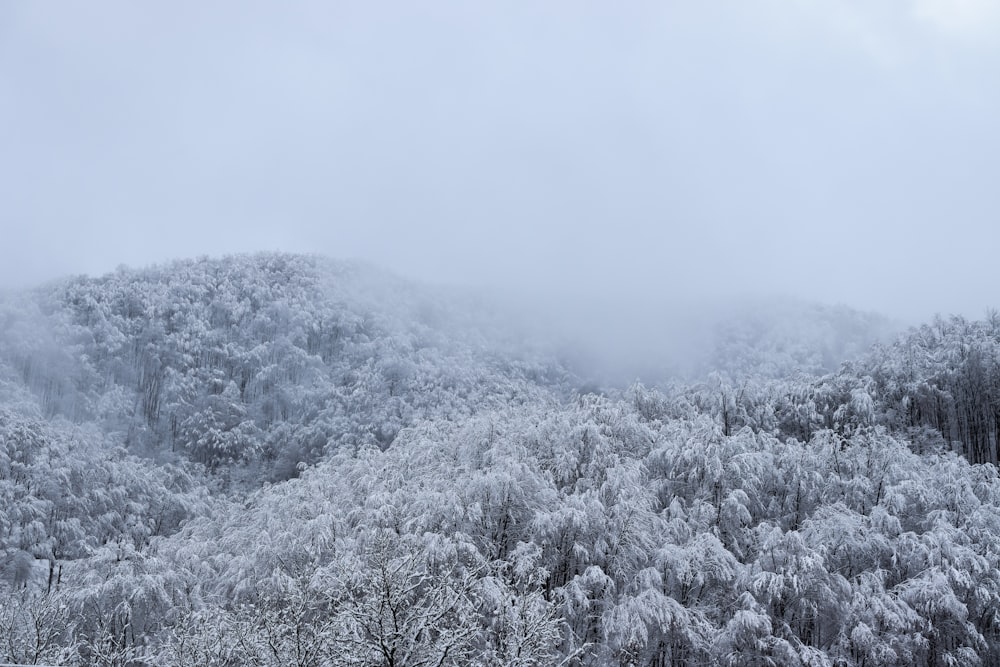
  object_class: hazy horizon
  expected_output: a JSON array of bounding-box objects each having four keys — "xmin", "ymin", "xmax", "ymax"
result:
[{"xmin": 3, "ymin": 2, "xmax": 998, "ymax": 323}]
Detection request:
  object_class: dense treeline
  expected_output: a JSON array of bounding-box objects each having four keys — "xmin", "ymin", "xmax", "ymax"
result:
[
  {"xmin": 0, "ymin": 407, "xmax": 208, "ymax": 665},
  {"xmin": 2, "ymin": 253, "xmax": 1000, "ymax": 665},
  {"xmin": 865, "ymin": 314, "xmax": 1000, "ymax": 465},
  {"xmin": 144, "ymin": 397, "xmax": 1000, "ymax": 667},
  {"xmin": 699, "ymin": 313, "xmax": 1000, "ymax": 465},
  {"xmin": 1, "ymin": 255, "xmax": 566, "ymax": 478}
]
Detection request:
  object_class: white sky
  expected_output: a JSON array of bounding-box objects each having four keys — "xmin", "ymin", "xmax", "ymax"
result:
[{"xmin": 1, "ymin": 1, "xmax": 999, "ymax": 321}]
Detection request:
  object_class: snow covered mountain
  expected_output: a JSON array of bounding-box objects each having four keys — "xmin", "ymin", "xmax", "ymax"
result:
[
  {"xmin": 2, "ymin": 253, "xmax": 1000, "ymax": 666},
  {"xmin": 1, "ymin": 254, "xmax": 571, "ymax": 478}
]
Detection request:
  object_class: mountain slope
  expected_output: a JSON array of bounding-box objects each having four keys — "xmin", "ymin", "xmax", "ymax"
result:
[
  {"xmin": 1, "ymin": 253, "xmax": 571, "ymax": 478},
  {"xmin": 2, "ymin": 253, "xmax": 1000, "ymax": 666}
]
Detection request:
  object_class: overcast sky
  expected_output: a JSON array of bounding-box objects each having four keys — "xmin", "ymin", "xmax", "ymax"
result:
[{"xmin": 1, "ymin": 1, "xmax": 999, "ymax": 321}]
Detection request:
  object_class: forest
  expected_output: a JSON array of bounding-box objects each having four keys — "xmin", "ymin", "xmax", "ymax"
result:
[{"xmin": 3, "ymin": 252, "xmax": 1000, "ymax": 666}]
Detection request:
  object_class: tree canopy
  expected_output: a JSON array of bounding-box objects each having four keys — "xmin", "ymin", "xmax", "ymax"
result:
[{"xmin": 2, "ymin": 253, "xmax": 999, "ymax": 666}]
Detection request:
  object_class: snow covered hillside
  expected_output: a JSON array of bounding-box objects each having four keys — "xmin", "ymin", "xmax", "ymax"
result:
[{"xmin": 2, "ymin": 253, "xmax": 1000, "ymax": 666}]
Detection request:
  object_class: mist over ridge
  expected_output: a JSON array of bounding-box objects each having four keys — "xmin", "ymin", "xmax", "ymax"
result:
[
  {"xmin": 3, "ymin": 1, "xmax": 1000, "ymax": 663},
  {"xmin": 3, "ymin": 250, "xmax": 1000, "ymax": 664},
  {"xmin": 4, "ymin": 251, "xmax": 902, "ymax": 389}
]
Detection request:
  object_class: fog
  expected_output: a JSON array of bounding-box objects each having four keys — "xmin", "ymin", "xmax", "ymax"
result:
[{"xmin": 2, "ymin": 1, "xmax": 999, "ymax": 324}]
